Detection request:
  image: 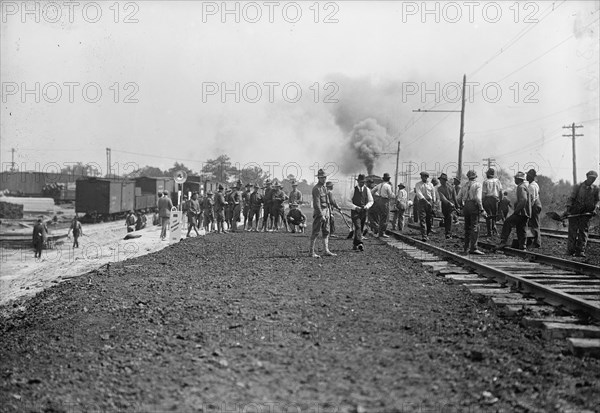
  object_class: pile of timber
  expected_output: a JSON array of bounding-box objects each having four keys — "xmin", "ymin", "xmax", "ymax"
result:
[
  {"xmin": 0, "ymin": 201, "xmax": 24, "ymax": 219},
  {"xmin": 0, "ymin": 196, "xmax": 55, "ymax": 213}
]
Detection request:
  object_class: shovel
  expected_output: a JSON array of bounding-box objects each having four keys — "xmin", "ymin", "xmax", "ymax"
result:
[{"xmin": 546, "ymin": 211, "xmax": 593, "ymax": 221}]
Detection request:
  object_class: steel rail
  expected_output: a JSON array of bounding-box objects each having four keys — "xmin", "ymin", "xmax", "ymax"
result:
[{"xmin": 388, "ymin": 230, "xmax": 600, "ymax": 320}]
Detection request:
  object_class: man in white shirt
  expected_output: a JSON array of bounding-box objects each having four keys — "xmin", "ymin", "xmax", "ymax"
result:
[
  {"xmin": 482, "ymin": 168, "xmax": 503, "ymax": 237},
  {"xmin": 372, "ymin": 172, "xmax": 394, "ymax": 238},
  {"xmin": 526, "ymin": 169, "xmax": 542, "ymax": 248},
  {"xmin": 414, "ymin": 171, "xmax": 437, "ymax": 241},
  {"xmin": 392, "ymin": 183, "xmax": 408, "ymax": 231},
  {"xmin": 349, "ymin": 174, "xmax": 374, "ymax": 251}
]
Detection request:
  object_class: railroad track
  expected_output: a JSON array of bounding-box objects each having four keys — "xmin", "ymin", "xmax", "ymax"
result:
[{"xmin": 385, "ymin": 229, "xmax": 600, "ymax": 357}]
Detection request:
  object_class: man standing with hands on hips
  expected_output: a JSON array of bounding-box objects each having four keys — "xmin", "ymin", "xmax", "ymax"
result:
[
  {"xmin": 309, "ymin": 169, "xmax": 336, "ymax": 258},
  {"xmin": 349, "ymin": 174, "xmax": 374, "ymax": 251}
]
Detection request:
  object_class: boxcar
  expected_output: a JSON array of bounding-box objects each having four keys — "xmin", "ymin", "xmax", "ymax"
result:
[{"xmin": 76, "ymin": 178, "xmax": 135, "ymax": 219}]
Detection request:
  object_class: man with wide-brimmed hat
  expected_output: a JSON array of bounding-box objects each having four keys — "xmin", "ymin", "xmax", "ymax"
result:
[
  {"xmin": 186, "ymin": 192, "xmax": 201, "ymax": 237},
  {"xmin": 288, "ymin": 179, "xmax": 303, "ymax": 205},
  {"xmin": 414, "ymin": 171, "xmax": 437, "ymax": 241},
  {"xmin": 247, "ymin": 184, "xmax": 263, "ymax": 231},
  {"xmin": 214, "ymin": 184, "xmax": 228, "ymax": 234},
  {"xmin": 326, "ymin": 181, "xmax": 342, "ymax": 237},
  {"xmin": 287, "ymin": 202, "xmax": 306, "ymax": 233},
  {"xmin": 565, "ymin": 170, "xmax": 599, "ymax": 257},
  {"xmin": 498, "ymin": 172, "xmax": 531, "ymax": 250},
  {"xmin": 202, "ymin": 191, "xmax": 215, "ymax": 233},
  {"xmin": 271, "ymin": 180, "xmax": 288, "ymax": 232},
  {"xmin": 242, "ymin": 183, "xmax": 252, "ymax": 231},
  {"xmin": 260, "ymin": 179, "xmax": 274, "ymax": 232},
  {"xmin": 349, "ymin": 173, "xmax": 373, "ymax": 251},
  {"xmin": 457, "ymin": 170, "xmax": 486, "ymax": 254},
  {"xmin": 372, "ymin": 172, "xmax": 394, "ymax": 238},
  {"xmin": 230, "ymin": 181, "xmax": 244, "ymax": 232},
  {"xmin": 526, "ymin": 169, "xmax": 542, "ymax": 248},
  {"xmin": 392, "ymin": 183, "xmax": 408, "ymax": 231},
  {"xmin": 482, "ymin": 167, "xmax": 503, "ymax": 237},
  {"xmin": 310, "ymin": 169, "xmax": 336, "ymax": 257},
  {"xmin": 437, "ymin": 173, "xmax": 457, "ymax": 238}
]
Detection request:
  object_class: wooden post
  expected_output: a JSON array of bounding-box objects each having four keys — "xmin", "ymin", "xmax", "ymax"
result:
[{"xmin": 457, "ymin": 74, "xmax": 466, "ymax": 180}]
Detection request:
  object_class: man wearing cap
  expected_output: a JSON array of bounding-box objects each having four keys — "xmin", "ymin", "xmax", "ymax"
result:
[
  {"xmin": 366, "ymin": 178, "xmax": 379, "ymax": 235},
  {"xmin": 202, "ymin": 192, "xmax": 215, "ymax": 233},
  {"xmin": 457, "ymin": 170, "xmax": 487, "ymax": 254},
  {"xmin": 158, "ymin": 190, "xmax": 173, "ymax": 240},
  {"xmin": 287, "ymin": 202, "xmax": 306, "ymax": 233},
  {"xmin": 271, "ymin": 180, "xmax": 288, "ymax": 232},
  {"xmin": 310, "ymin": 169, "xmax": 336, "ymax": 257},
  {"xmin": 288, "ymin": 180, "xmax": 303, "ymax": 205},
  {"xmin": 261, "ymin": 179, "xmax": 274, "ymax": 232},
  {"xmin": 125, "ymin": 210, "xmax": 137, "ymax": 233},
  {"xmin": 186, "ymin": 192, "xmax": 201, "ymax": 237},
  {"xmin": 349, "ymin": 174, "xmax": 374, "ymax": 251},
  {"xmin": 525, "ymin": 169, "xmax": 542, "ymax": 248},
  {"xmin": 242, "ymin": 183, "xmax": 252, "ymax": 231},
  {"xmin": 498, "ymin": 172, "xmax": 531, "ymax": 250},
  {"xmin": 437, "ymin": 173, "xmax": 458, "ymax": 239},
  {"xmin": 414, "ymin": 171, "xmax": 437, "ymax": 241},
  {"xmin": 565, "ymin": 170, "xmax": 600, "ymax": 257},
  {"xmin": 214, "ymin": 185, "xmax": 228, "ymax": 234},
  {"xmin": 482, "ymin": 168, "xmax": 503, "ymax": 237},
  {"xmin": 392, "ymin": 183, "xmax": 408, "ymax": 231},
  {"xmin": 372, "ymin": 173, "xmax": 394, "ymax": 238}
]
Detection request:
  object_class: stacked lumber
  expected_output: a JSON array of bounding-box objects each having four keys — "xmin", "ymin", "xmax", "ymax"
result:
[
  {"xmin": 0, "ymin": 197, "xmax": 55, "ymax": 213},
  {"xmin": 0, "ymin": 201, "xmax": 24, "ymax": 219}
]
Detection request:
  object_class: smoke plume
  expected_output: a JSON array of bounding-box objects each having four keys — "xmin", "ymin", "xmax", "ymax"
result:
[{"xmin": 349, "ymin": 118, "xmax": 391, "ymax": 175}]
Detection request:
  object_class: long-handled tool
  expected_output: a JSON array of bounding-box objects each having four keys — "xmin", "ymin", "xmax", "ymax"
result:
[{"xmin": 546, "ymin": 211, "xmax": 593, "ymax": 221}]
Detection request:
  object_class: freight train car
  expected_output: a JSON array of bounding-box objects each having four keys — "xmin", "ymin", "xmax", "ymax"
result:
[
  {"xmin": 0, "ymin": 171, "xmax": 83, "ymax": 202},
  {"xmin": 76, "ymin": 178, "xmax": 135, "ymax": 222}
]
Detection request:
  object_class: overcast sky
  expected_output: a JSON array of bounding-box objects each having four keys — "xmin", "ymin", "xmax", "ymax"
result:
[{"xmin": 1, "ymin": 1, "xmax": 599, "ymax": 185}]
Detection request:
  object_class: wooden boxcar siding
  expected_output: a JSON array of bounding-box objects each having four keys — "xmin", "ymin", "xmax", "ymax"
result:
[{"xmin": 0, "ymin": 172, "xmax": 86, "ymax": 195}]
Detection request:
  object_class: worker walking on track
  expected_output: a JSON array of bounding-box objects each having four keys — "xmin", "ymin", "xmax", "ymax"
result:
[
  {"xmin": 526, "ymin": 169, "xmax": 542, "ymax": 248},
  {"xmin": 67, "ymin": 216, "xmax": 83, "ymax": 248},
  {"xmin": 498, "ymin": 172, "xmax": 530, "ymax": 251},
  {"xmin": 437, "ymin": 173, "xmax": 457, "ymax": 239},
  {"xmin": 309, "ymin": 169, "xmax": 336, "ymax": 258},
  {"xmin": 457, "ymin": 170, "xmax": 486, "ymax": 255},
  {"xmin": 565, "ymin": 170, "xmax": 599, "ymax": 258},
  {"xmin": 414, "ymin": 171, "xmax": 437, "ymax": 242},
  {"xmin": 158, "ymin": 190, "xmax": 173, "ymax": 241},
  {"xmin": 482, "ymin": 168, "xmax": 503, "ymax": 237},
  {"xmin": 349, "ymin": 174, "xmax": 374, "ymax": 252}
]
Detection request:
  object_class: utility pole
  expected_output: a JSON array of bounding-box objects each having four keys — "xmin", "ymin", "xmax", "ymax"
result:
[
  {"xmin": 10, "ymin": 148, "xmax": 16, "ymax": 171},
  {"xmin": 394, "ymin": 141, "xmax": 401, "ymax": 189},
  {"xmin": 413, "ymin": 74, "xmax": 466, "ymax": 181},
  {"xmin": 105, "ymin": 148, "xmax": 111, "ymax": 178},
  {"xmin": 562, "ymin": 123, "xmax": 583, "ymax": 185},
  {"xmin": 482, "ymin": 157, "xmax": 496, "ymax": 170}
]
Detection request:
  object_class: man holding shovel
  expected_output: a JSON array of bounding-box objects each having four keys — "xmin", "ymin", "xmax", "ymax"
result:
[{"xmin": 565, "ymin": 170, "xmax": 599, "ymax": 258}]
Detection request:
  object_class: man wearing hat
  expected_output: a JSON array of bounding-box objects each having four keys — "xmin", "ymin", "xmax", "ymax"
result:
[
  {"xmin": 526, "ymin": 169, "xmax": 542, "ymax": 248},
  {"xmin": 498, "ymin": 172, "xmax": 531, "ymax": 250},
  {"xmin": 414, "ymin": 171, "xmax": 437, "ymax": 241},
  {"xmin": 261, "ymin": 179, "xmax": 274, "ymax": 232},
  {"xmin": 437, "ymin": 173, "xmax": 457, "ymax": 238},
  {"xmin": 565, "ymin": 170, "xmax": 599, "ymax": 257},
  {"xmin": 372, "ymin": 173, "xmax": 395, "ymax": 238},
  {"xmin": 457, "ymin": 170, "xmax": 486, "ymax": 254},
  {"xmin": 349, "ymin": 174, "xmax": 374, "ymax": 251},
  {"xmin": 482, "ymin": 168, "xmax": 503, "ymax": 237},
  {"xmin": 214, "ymin": 185, "xmax": 228, "ymax": 234},
  {"xmin": 287, "ymin": 202, "xmax": 306, "ymax": 233},
  {"xmin": 202, "ymin": 191, "xmax": 215, "ymax": 233},
  {"xmin": 186, "ymin": 192, "xmax": 201, "ymax": 237},
  {"xmin": 271, "ymin": 180, "xmax": 288, "ymax": 232},
  {"xmin": 158, "ymin": 190, "xmax": 173, "ymax": 240},
  {"xmin": 230, "ymin": 181, "xmax": 244, "ymax": 232},
  {"xmin": 247, "ymin": 184, "xmax": 263, "ymax": 231},
  {"xmin": 242, "ymin": 183, "xmax": 252, "ymax": 231},
  {"xmin": 325, "ymin": 181, "xmax": 343, "ymax": 237},
  {"xmin": 392, "ymin": 183, "xmax": 408, "ymax": 231},
  {"xmin": 366, "ymin": 178, "xmax": 379, "ymax": 235},
  {"xmin": 288, "ymin": 180, "xmax": 303, "ymax": 205},
  {"xmin": 310, "ymin": 169, "xmax": 336, "ymax": 257}
]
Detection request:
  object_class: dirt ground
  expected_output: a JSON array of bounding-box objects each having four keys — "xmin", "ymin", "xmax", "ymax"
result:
[{"xmin": 1, "ymin": 209, "xmax": 599, "ymax": 412}]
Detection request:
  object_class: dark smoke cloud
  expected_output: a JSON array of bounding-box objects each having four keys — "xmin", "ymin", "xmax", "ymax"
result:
[{"xmin": 348, "ymin": 118, "xmax": 391, "ymax": 175}]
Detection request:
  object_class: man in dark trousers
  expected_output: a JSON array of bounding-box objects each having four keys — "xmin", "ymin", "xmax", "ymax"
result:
[
  {"xmin": 288, "ymin": 180, "xmax": 303, "ymax": 205},
  {"xmin": 482, "ymin": 168, "xmax": 503, "ymax": 237},
  {"xmin": 202, "ymin": 192, "xmax": 215, "ymax": 233},
  {"xmin": 271, "ymin": 180, "xmax": 288, "ymax": 232},
  {"xmin": 565, "ymin": 170, "xmax": 599, "ymax": 257},
  {"xmin": 349, "ymin": 174, "xmax": 374, "ymax": 252},
  {"xmin": 286, "ymin": 202, "xmax": 306, "ymax": 233},
  {"xmin": 414, "ymin": 171, "xmax": 437, "ymax": 241},
  {"xmin": 326, "ymin": 181, "xmax": 342, "ymax": 237},
  {"xmin": 310, "ymin": 169, "xmax": 336, "ymax": 257},
  {"xmin": 248, "ymin": 184, "xmax": 263, "ymax": 231},
  {"xmin": 67, "ymin": 216, "xmax": 83, "ymax": 248},
  {"xmin": 526, "ymin": 169, "xmax": 542, "ymax": 248},
  {"xmin": 231, "ymin": 181, "xmax": 243, "ymax": 232},
  {"xmin": 242, "ymin": 183, "xmax": 252, "ymax": 231},
  {"xmin": 261, "ymin": 179, "xmax": 274, "ymax": 232},
  {"xmin": 498, "ymin": 172, "xmax": 531, "ymax": 250},
  {"xmin": 437, "ymin": 173, "xmax": 457, "ymax": 239},
  {"xmin": 186, "ymin": 192, "xmax": 200, "ymax": 237},
  {"xmin": 392, "ymin": 183, "xmax": 408, "ymax": 231},
  {"xmin": 214, "ymin": 185, "xmax": 228, "ymax": 234},
  {"xmin": 457, "ymin": 170, "xmax": 486, "ymax": 254},
  {"xmin": 158, "ymin": 190, "xmax": 173, "ymax": 241},
  {"xmin": 372, "ymin": 172, "xmax": 394, "ymax": 238},
  {"xmin": 498, "ymin": 191, "xmax": 511, "ymax": 223},
  {"xmin": 32, "ymin": 218, "xmax": 47, "ymax": 259}
]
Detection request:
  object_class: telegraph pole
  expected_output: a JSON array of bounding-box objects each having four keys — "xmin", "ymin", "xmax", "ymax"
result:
[
  {"xmin": 10, "ymin": 148, "xmax": 16, "ymax": 171},
  {"xmin": 394, "ymin": 141, "xmax": 401, "ymax": 189},
  {"xmin": 482, "ymin": 157, "xmax": 496, "ymax": 170},
  {"xmin": 413, "ymin": 74, "xmax": 466, "ymax": 181},
  {"xmin": 106, "ymin": 148, "xmax": 111, "ymax": 178},
  {"xmin": 562, "ymin": 123, "xmax": 583, "ymax": 185}
]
